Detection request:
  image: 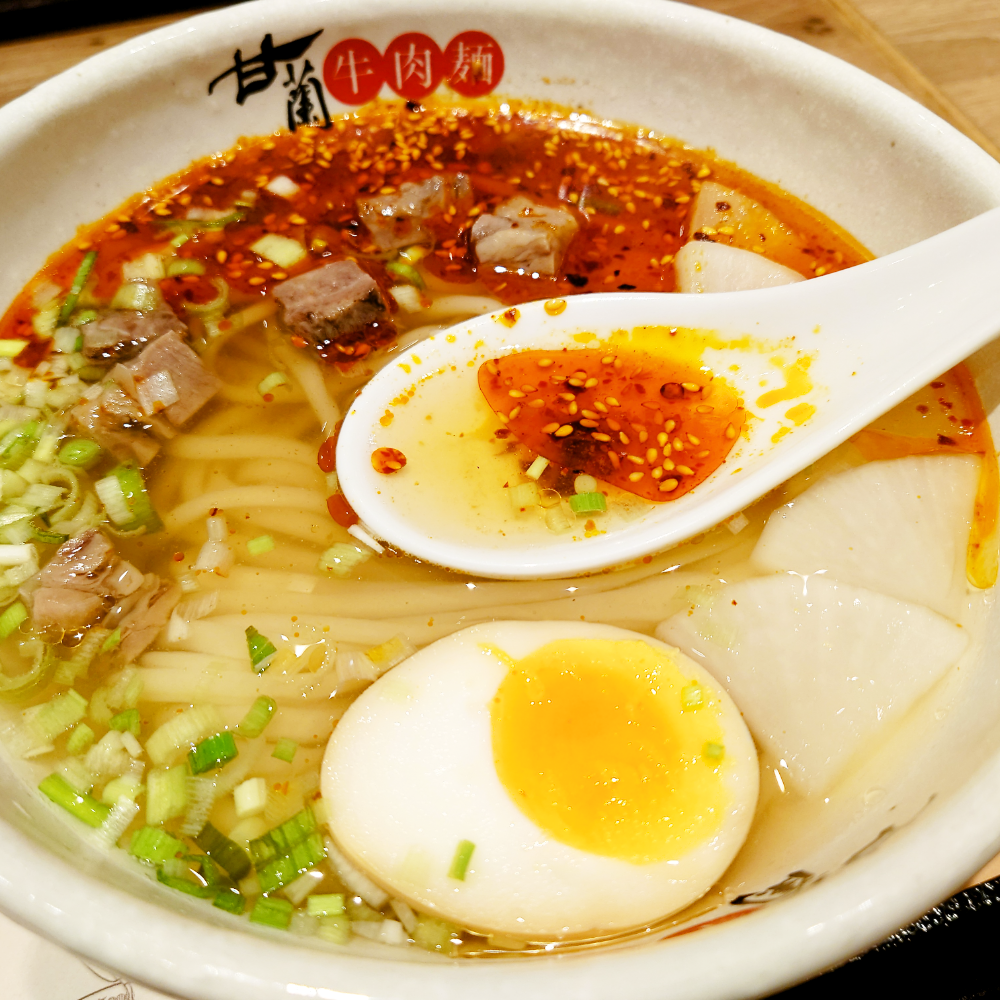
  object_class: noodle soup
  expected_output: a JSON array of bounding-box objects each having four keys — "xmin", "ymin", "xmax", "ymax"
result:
[{"xmin": 0, "ymin": 99, "xmax": 994, "ymax": 955}]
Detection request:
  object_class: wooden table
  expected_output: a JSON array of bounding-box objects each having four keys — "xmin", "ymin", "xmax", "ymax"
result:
[{"xmin": 1, "ymin": 0, "xmax": 999, "ymax": 880}]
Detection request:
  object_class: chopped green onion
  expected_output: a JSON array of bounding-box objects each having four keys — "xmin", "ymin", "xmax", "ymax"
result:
[
  {"xmin": 316, "ymin": 914, "xmax": 351, "ymax": 944},
  {"xmin": 110, "ymin": 280, "xmax": 161, "ymax": 312},
  {"xmin": 568, "ymin": 492, "xmax": 607, "ymax": 514},
  {"xmin": 145, "ymin": 704, "xmax": 222, "ymax": 766},
  {"xmin": 318, "ymin": 543, "xmax": 370, "ymax": 577},
  {"xmin": 111, "ymin": 462, "xmax": 163, "ymax": 533},
  {"xmin": 195, "ymin": 822, "xmax": 252, "ymax": 881},
  {"xmin": 169, "ymin": 233, "xmax": 191, "ymax": 248},
  {"xmin": 249, "ymin": 808, "xmax": 318, "ymax": 868},
  {"xmin": 249, "ymin": 895, "xmax": 293, "ymax": 930},
  {"xmin": 0, "ymin": 422, "xmax": 40, "ymax": 471},
  {"xmin": 398, "ymin": 245, "xmax": 429, "ymax": 264},
  {"xmin": 385, "ymin": 259, "xmax": 425, "ymax": 290},
  {"xmin": 236, "ymin": 695, "xmax": 276, "ymax": 739},
  {"xmin": 69, "ymin": 308, "xmax": 97, "ymax": 327},
  {"xmin": 109, "ymin": 708, "xmax": 141, "ymax": 737},
  {"xmin": 57, "ymin": 438, "xmax": 102, "ymax": 468},
  {"xmin": 509, "ymin": 482, "xmax": 540, "ymax": 509},
  {"xmin": 233, "ymin": 776, "xmax": 267, "ymax": 818},
  {"xmin": 246, "ymin": 534, "xmax": 275, "ymax": 556},
  {"xmin": 212, "ymin": 888, "xmax": 246, "ymax": 914},
  {"xmin": 163, "ymin": 210, "xmax": 244, "ymax": 235},
  {"xmin": 181, "ymin": 277, "xmax": 229, "ymax": 316},
  {"xmin": 32, "ymin": 526, "xmax": 68, "ymax": 546},
  {"xmin": 28, "ymin": 689, "xmax": 87, "ymax": 743},
  {"xmin": 271, "ymin": 738, "xmax": 297, "ymax": 763},
  {"xmin": 59, "ymin": 251, "xmax": 97, "ymax": 324},
  {"xmin": 188, "ymin": 731, "xmax": 238, "ymax": 774},
  {"xmin": 130, "ymin": 825, "xmax": 185, "ymax": 864},
  {"xmin": 39, "ymin": 773, "xmax": 110, "ymax": 828},
  {"xmin": 101, "ymin": 628, "xmax": 122, "ymax": 653},
  {"xmin": 525, "ymin": 456, "xmax": 549, "ymax": 480},
  {"xmin": 257, "ymin": 372, "xmax": 288, "ymax": 398},
  {"xmin": 156, "ymin": 868, "xmax": 214, "ymax": 898},
  {"xmin": 448, "ymin": 839, "xmax": 475, "ymax": 881},
  {"xmin": 165, "ymin": 258, "xmax": 206, "ymax": 277},
  {"xmin": 365, "ymin": 635, "xmax": 415, "ymax": 672},
  {"xmin": 307, "ymin": 893, "xmax": 345, "ymax": 917},
  {"xmin": 0, "ymin": 601, "xmax": 27, "ymax": 639},
  {"xmin": 52, "ymin": 327, "xmax": 83, "ymax": 354},
  {"xmin": 413, "ymin": 915, "xmax": 458, "ymax": 955},
  {"xmin": 256, "ymin": 832, "xmax": 327, "ymax": 894},
  {"xmin": 65, "ymin": 722, "xmax": 95, "ymax": 755},
  {"xmin": 245, "ymin": 626, "xmax": 277, "ymax": 673},
  {"xmin": 680, "ymin": 682, "xmax": 704, "ymax": 711},
  {"xmin": 146, "ymin": 767, "xmax": 188, "ymax": 825},
  {"xmin": 0, "ymin": 340, "xmax": 27, "ymax": 358},
  {"xmin": 0, "ymin": 644, "xmax": 55, "ymax": 702},
  {"xmin": 251, "ymin": 234, "xmax": 306, "ymax": 269},
  {"xmin": 574, "ymin": 474, "xmax": 598, "ymax": 494},
  {"xmin": 101, "ymin": 774, "xmax": 143, "ymax": 805},
  {"xmin": 703, "ymin": 741, "xmax": 725, "ymax": 762}
]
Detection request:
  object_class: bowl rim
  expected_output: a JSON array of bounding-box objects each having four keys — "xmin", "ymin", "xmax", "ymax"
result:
[{"xmin": 2, "ymin": 1, "xmax": 1000, "ymax": 997}]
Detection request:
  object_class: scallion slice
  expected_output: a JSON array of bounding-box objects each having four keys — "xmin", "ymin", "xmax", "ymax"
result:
[
  {"xmin": 65, "ymin": 722, "xmax": 95, "ymax": 756},
  {"xmin": 156, "ymin": 868, "xmax": 214, "ymax": 898},
  {"xmin": 188, "ymin": 731, "xmax": 238, "ymax": 774},
  {"xmin": 130, "ymin": 825, "xmax": 185, "ymax": 864},
  {"xmin": 0, "ymin": 340, "xmax": 27, "ymax": 359},
  {"xmin": 249, "ymin": 895, "xmax": 293, "ymax": 930},
  {"xmin": 568, "ymin": 491, "xmax": 607, "ymax": 514},
  {"xmin": 0, "ymin": 600, "xmax": 28, "ymax": 639},
  {"xmin": 703, "ymin": 741, "xmax": 725, "ymax": 762},
  {"xmin": 246, "ymin": 534, "xmax": 275, "ymax": 556},
  {"xmin": 307, "ymin": 893, "xmax": 345, "ymax": 917},
  {"xmin": 0, "ymin": 644, "xmax": 55, "ymax": 702},
  {"xmin": 112, "ymin": 461, "xmax": 162, "ymax": 533},
  {"xmin": 101, "ymin": 628, "xmax": 122, "ymax": 653},
  {"xmin": 58, "ymin": 251, "xmax": 97, "ymax": 325},
  {"xmin": 212, "ymin": 888, "xmax": 246, "ymax": 914},
  {"xmin": 28, "ymin": 688, "xmax": 87, "ymax": 743},
  {"xmin": 109, "ymin": 707, "xmax": 141, "ymax": 737},
  {"xmin": 39, "ymin": 773, "xmax": 110, "ymax": 828},
  {"xmin": 256, "ymin": 372, "xmax": 288, "ymax": 399},
  {"xmin": 245, "ymin": 626, "xmax": 277, "ymax": 673},
  {"xmin": 680, "ymin": 682, "xmax": 704, "ymax": 711},
  {"xmin": 448, "ymin": 839, "xmax": 475, "ymax": 881},
  {"xmin": 236, "ymin": 695, "xmax": 276, "ymax": 739},
  {"xmin": 146, "ymin": 767, "xmax": 188, "ymax": 825},
  {"xmin": 271, "ymin": 738, "xmax": 297, "ymax": 763},
  {"xmin": 194, "ymin": 822, "xmax": 252, "ymax": 881},
  {"xmin": 385, "ymin": 259, "xmax": 425, "ymax": 290},
  {"xmin": 0, "ymin": 422, "xmax": 40, "ymax": 471},
  {"xmin": 57, "ymin": 438, "xmax": 101, "ymax": 468}
]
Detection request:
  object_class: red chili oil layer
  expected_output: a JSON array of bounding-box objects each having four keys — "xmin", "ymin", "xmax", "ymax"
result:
[{"xmin": 479, "ymin": 348, "xmax": 744, "ymax": 502}]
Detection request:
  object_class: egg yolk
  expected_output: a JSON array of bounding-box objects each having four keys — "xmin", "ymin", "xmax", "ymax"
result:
[{"xmin": 490, "ymin": 639, "xmax": 729, "ymax": 865}]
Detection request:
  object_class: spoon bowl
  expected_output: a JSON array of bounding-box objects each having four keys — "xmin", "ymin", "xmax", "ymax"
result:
[{"xmin": 337, "ymin": 207, "xmax": 1000, "ymax": 579}]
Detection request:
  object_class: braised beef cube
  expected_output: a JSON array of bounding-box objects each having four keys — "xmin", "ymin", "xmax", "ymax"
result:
[
  {"xmin": 81, "ymin": 309, "xmax": 187, "ymax": 363},
  {"xmin": 71, "ymin": 385, "xmax": 161, "ymax": 466},
  {"xmin": 357, "ymin": 173, "xmax": 471, "ymax": 251},
  {"xmin": 471, "ymin": 196, "xmax": 579, "ymax": 275},
  {"xmin": 273, "ymin": 260, "xmax": 395, "ymax": 355},
  {"xmin": 38, "ymin": 529, "xmax": 116, "ymax": 593},
  {"xmin": 126, "ymin": 331, "xmax": 221, "ymax": 427},
  {"xmin": 103, "ymin": 574, "xmax": 180, "ymax": 661},
  {"xmin": 31, "ymin": 587, "xmax": 106, "ymax": 629}
]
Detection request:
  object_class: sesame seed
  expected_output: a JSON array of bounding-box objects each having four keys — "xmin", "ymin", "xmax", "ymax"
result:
[
  {"xmin": 607, "ymin": 419, "xmax": 621, "ymax": 431},
  {"xmin": 626, "ymin": 454, "xmax": 645, "ymax": 465},
  {"xmin": 601, "ymin": 356, "xmax": 615, "ymax": 365},
  {"xmin": 567, "ymin": 402, "xmax": 578, "ymax": 415},
  {"xmin": 659, "ymin": 478, "xmax": 679, "ymax": 492},
  {"xmin": 676, "ymin": 465, "xmax": 694, "ymax": 476},
  {"xmin": 696, "ymin": 404, "xmax": 713, "ymax": 413},
  {"xmin": 509, "ymin": 406, "xmax": 521, "ymax": 419},
  {"xmin": 606, "ymin": 397, "xmax": 620, "ymax": 407},
  {"xmin": 619, "ymin": 431, "xmax": 630, "ymax": 445},
  {"xmin": 248, "ymin": 277, "xmax": 266, "ymax": 285},
  {"xmin": 682, "ymin": 382, "xmax": 700, "ymax": 392},
  {"xmin": 687, "ymin": 433, "xmax": 700, "ymax": 445},
  {"xmin": 581, "ymin": 410, "xmax": 599, "ymax": 419},
  {"xmin": 646, "ymin": 448, "xmax": 658, "ymax": 463},
  {"xmin": 567, "ymin": 378, "xmax": 584, "ymax": 387},
  {"xmin": 725, "ymin": 424, "xmax": 737, "ymax": 439},
  {"xmin": 657, "ymin": 432, "xmax": 668, "ymax": 447},
  {"xmin": 697, "ymin": 450, "xmax": 711, "ymax": 457},
  {"xmin": 592, "ymin": 432, "xmax": 611, "ymax": 442},
  {"xmin": 558, "ymin": 392, "xmax": 576, "ymax": 402},
  {"xmin": 673, "ymin": 438, "xmax": 684, "ymax": 451},
  {"xmin": 542, "ymin": 423, "xmax": 560, "ymax": 434},
  {"xmin": 665, "ymin": 419, "xmax": 676, "ymax": 432},
  {"xmin": 594, "ymin": 401, "xmax": 608, "ymax": 413},
  {"xmin": 554, "ymin": 425, "xmax": 574, "ymax": 437},
  {"xmin": 537, "ymin": 358, "xmax": 554, "ymax": 367},
  {"xmin": 528, "ymin": 398, "xmax": 545, "ymax": 408},
  {"xmin": 584, "ymin": 377, "xmax": 598, "ymax": 388},
  {"xmin": 628, "ymin": 471, "xmax": 644, "ymax": 482},
  {"xmin": 662, "ymin": 459, "xmax": 675, "ymax": 471},
  {"xmin": 580, "ymin": 419, "xmax": 599, "ymax": 428}
]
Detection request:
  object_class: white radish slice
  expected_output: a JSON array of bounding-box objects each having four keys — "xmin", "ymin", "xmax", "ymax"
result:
[
  {"xmin": 751, "ymin": 454, "xmax": 979, "ymax": 617},
  {"xmin": 656, "ymin": 574, "xmax": 967, "ymax": 794},
  {"xmin": 674, "ymin": 241, "xmax": 804, "ymax": 293}
]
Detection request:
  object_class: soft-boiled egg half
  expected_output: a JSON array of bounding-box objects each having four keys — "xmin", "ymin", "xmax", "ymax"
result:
[{"xmin": 321, "ymin": 621, "xmax": 758, "ymax": 939}]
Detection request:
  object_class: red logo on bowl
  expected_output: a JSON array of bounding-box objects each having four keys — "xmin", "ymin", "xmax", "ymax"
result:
[
  {"xmin": 323, "ymin": 38, "xmax": 385, "ymax": 105},
  {"xmin": 384, "ymin": 32, "xmax": 445, "ymax": 100},
  {"xmin": 444, "ymin": 31, "xmax": 504, "ymax": 96}
]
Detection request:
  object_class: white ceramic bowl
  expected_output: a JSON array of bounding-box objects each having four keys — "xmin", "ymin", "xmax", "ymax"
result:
[{"xmin": 2, "ymin": 2, "xmax": 1000, "ymax": 998}]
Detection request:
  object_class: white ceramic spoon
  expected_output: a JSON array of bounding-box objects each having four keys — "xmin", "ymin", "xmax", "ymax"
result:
[{"xmin": 336, "ymin": 207, "xmax": 1000, "ymax": 580}]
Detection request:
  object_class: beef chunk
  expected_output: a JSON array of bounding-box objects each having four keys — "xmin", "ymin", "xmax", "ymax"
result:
[
  {"xmin": 126, "ymin": 331, "xmax": 221, "ymax": 426},
  {"xmin": 31, "ymin": 588, "xmax": 106, "ymax": 629},
  {"xmin": 471, "ymin": 196, "xmax": 579, "ymax": 275},
  {"xmin": 273, "ymin": 260, "xmax": 395, "ymax": 356},
  {"xmin": 357, "ymin": 173, "xmax": 472, "ymax": 251},
  {"xmin": 81, "ymin": 309, "xmax": 187, "ymax": 363},
  {"xmin": 28, "ymin": 529, "xmax": 145, "ymax": 631},
  {"xmin": 70, "ymin": 384, "xmax": 163, "ymax": 466},
  {"xmin": 103, "ymin": 574, "xmax": 181, "ymax": 662}
]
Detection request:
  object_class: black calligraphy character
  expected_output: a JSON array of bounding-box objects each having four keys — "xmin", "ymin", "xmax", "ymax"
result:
[
  {"xmin": 209, "ymin": 30, "xmax": 323, "ymax": 105},
  {"xmin": 284, "ymin": 59, "xmax": 332, "ymax": 132}
]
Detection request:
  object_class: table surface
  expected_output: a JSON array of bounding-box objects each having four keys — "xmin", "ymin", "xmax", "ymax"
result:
[{"xmin": 1, "ymin": 0, "xmax": 999, "ymax": 995}]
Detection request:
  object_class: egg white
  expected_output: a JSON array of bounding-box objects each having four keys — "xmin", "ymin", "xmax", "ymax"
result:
[{"xmin": 321, "ymin": 621, "xmax": 759, "ymax": 939}]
